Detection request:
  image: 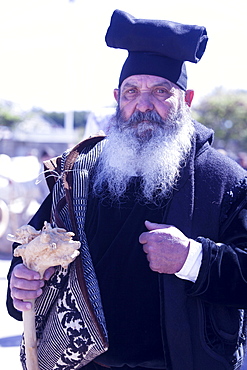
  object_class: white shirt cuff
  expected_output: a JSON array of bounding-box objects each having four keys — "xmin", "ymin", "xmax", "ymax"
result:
[{"xmin": 175, "ymin": 240, "xmax": 202, "ymax": 283}]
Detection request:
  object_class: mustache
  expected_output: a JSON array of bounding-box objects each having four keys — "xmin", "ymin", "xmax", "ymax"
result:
[
  {"xmin": 116, "ymin": 108, "xmax": 166, "ymax": 129},
  {"xmin": 128, "ymin": 110, "xmax": 165, "ymax": 126}
]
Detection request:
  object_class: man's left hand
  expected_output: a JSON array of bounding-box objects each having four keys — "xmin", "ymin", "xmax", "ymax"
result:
[{"xmin": 139, "ymin": 220, "xmax": 190, "ymax": 274}]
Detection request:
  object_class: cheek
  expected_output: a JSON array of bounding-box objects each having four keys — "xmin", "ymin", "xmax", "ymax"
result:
[
  {"xmin": 119, "ymin": 101, "xmax": 136, "ymax": 120},
  {"xmin": 155, "ymin": 98, "xmax": 179, "ymax": 119},
  {"xmin": 155, "ymin": 103, "xmax": 172, "ymax": 119}
]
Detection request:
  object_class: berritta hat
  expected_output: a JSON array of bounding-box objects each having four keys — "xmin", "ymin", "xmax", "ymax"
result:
[{"xmin": 105, "ymin": 10, "xmax": 208, "ymax": 90}]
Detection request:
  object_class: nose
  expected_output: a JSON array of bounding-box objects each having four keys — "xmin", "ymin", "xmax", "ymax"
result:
[{"xmin": 136, "ymin": 92, "xmax": 154, "ymax": 112}]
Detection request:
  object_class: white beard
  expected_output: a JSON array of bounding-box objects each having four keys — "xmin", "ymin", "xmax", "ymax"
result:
[{"xmin": 93, "ymin": 103, "xmax": 194, "ymax": 205}]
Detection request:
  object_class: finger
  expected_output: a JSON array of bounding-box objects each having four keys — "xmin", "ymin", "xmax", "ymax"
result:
[
  {"xmin": 43, "ymin": 266, "xmax": 55, "ymax": 281},
  {"xmin": 13, "ymin": 298, "xmax": 32, "ymax": 312},
  {"xmin": 139, "ymin": 232, "xmax": 148, "ymax": 244},
  {"xmin": 145, "ymin": 220, "xmax": 169, "ymax": 231},
  {"xmin": 13, "ymin": 264, "xmax": 41, "ymax": 281},
  {"xmin": 142, "ymin": 244, "xmax": 149, "ymax": 254},
  {"xmin": 10, "ymin": 274, "xmax": 44, "ymax": 291},
  {"xmin": 11, "ymin": 286, "xmax": 43, "ymax": 302}
]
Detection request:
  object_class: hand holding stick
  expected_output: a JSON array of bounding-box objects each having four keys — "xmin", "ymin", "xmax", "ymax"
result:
[{"xmin": 8, "ymin": 222, "xmax": 80, "ymax": 370}]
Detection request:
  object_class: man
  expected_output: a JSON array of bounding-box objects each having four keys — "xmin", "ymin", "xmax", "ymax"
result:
[{"xmin": 6, "ymin": 9, "xmax": 247, "ymax": 370}]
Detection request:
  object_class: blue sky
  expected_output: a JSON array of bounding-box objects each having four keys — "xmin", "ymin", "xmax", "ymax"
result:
[{"xmin": 0, "ymin": 0, "xmax": 246, "ymax": 112}]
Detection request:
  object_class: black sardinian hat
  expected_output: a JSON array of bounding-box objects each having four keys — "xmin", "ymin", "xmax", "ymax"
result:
[{"xmin": 105, "ymin": 10, "xmax": 208, "ymax": 90}]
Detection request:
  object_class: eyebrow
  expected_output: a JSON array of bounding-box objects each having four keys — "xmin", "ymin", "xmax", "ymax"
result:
[
  {"xmin": 121, "ymin": 82, "xmax": 137, "ymax": 90},
  {"xmin": 121, "ymin": 81, "xmax": 173, "ymax": 91},
  {"xmin": 152, "ymin": 82, "xmax": 173, "ymax": 89}
]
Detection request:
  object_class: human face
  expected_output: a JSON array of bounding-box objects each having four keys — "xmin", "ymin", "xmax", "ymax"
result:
[{"xmin": 114, "ymin": 75, "xmax": 194, "ymax": 122}]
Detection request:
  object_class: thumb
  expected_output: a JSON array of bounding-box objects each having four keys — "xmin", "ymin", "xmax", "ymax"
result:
[{"xmin": 144, "ymin": 220, "xmax": 167, "ymax": 231}]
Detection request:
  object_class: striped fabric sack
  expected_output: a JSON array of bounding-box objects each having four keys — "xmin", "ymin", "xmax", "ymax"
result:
[{"xmin": 20, "ymin": 136, "xmax": 109, "ymax": 370}]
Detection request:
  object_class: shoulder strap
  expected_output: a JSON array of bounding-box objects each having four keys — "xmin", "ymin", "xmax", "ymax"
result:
[
  {"xmin": 43, "ymin": 156, "xmax": 62, "ymax": 192},
  {"xmin": 43, "ymin": 134, "xmax": 106, "ymax": 192}
]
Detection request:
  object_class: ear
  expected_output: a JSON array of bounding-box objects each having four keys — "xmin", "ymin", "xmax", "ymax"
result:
[
  {"xmin": 185, "ymin": 90, "xmax": 194, "ymax": 107},
  {"xmin": 114, "ymin": 89, "xmax": 119, "ymax": 102}
]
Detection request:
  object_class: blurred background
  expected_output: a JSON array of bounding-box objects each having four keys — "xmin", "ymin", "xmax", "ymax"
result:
[{"xmin": 0, "ymin": 1, "xmax": 247, "ymax": 368}]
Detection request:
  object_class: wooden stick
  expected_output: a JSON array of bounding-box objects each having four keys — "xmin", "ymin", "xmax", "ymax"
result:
[
  {"xmin": 23, "ymin": 299, "xmax": 40, "ymax": 370},
  {"xmin": 22, "ymin": 270, "xmax": 46, "ymax": 370}
]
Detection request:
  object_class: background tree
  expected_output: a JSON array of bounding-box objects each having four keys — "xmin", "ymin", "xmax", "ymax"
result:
[
  {"xmin": 0, "ymin": 100, "xmax": 23, "ymax": 127},
  {"xmin": 192, "ymin": 88, "xmax": 247, "ymax": 157}
]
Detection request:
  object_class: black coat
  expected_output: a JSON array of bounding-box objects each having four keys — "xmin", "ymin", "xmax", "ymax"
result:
[
  {"xmin": 6, "ymin": 122, "xmax": 247, "ymax": 369},
  {"xmin": 156, "ymin": 123, "xmax": 247, "ymax": 369}
]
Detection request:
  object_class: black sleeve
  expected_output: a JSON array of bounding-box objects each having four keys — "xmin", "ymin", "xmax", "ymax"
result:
[
  {"xmin": 188, "ymin": 190, "xmax": 247, "ymax": 308},
  {"xmin": 6, "ymin": 193, "xmax": 52, "ymax": 321}
]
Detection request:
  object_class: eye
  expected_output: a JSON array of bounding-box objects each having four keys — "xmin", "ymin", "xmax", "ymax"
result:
[
  {"xmin": 123, "ymin": 87, "xmax": 139, "ymax": 100},
  {"xmin": 153, "ymin": 87, "xmax": 170, "ymax": 96},
  {"xmin": 127, "ymin": 88, "xmax": 138, "ymax": 94},
  {"xmin": 152, "ymin": 86, "xmax": 174, "ymax": 100}
]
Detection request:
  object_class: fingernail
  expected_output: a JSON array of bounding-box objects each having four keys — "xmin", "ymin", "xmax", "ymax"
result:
[
  {"xmin": 25, "ymin": 302, "xmax": 32, "ymax": 310},
  {"xmin": 37, "ymin": 288, "xmax": 43, "ymax": 296}
]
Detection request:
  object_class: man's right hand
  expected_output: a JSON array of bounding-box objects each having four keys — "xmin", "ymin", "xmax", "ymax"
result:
[{"xmin": 10, "ymin": 264, "xmax": 55, "ymax": 311}]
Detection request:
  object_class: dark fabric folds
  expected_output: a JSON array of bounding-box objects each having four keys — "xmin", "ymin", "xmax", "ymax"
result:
[
  {"xmin": 105, "ymin": 9, "xmax": 208, "ymax": 63},
  {"xmin": 105, "ymin": 9, "xmax": 208, "ymax": 89}
]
